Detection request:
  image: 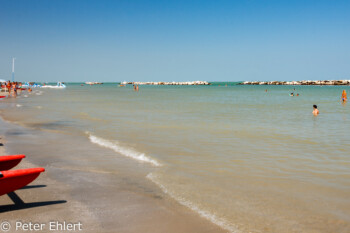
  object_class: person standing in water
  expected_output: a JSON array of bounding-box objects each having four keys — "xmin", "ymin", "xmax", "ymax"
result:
[
  {"xmin": 341, "ymin": 90, "xmax": 347, "ymax": 102},
  {"xmin": 313, "ymin": 105, "xmax": 319, "ymax": 116}
]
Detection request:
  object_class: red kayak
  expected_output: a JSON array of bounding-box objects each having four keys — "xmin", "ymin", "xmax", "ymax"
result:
[
  {"xmin": 0, "ymin": 155, "xmax": 26, "ymax": 170},
  {"xmin": 0, "ymin": 96, "xmax": 6, "ymax": 99},
  {"xmin": 0, "ymin": 168, "xmax": 45, "ymax": 196}
]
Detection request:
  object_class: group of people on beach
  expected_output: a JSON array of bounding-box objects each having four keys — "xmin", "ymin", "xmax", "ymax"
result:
[{"xmin": 0, "ymin": 81, "xmax": 32, "ymax": 98}]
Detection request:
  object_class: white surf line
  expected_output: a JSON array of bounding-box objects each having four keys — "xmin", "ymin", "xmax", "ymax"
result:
[
  {"xmin": 147, "ymin": 173, "xmax": 240, "ymax": 233},
  {"xmin": 86, "ymin": 132, "xmax": 161, "ymax": 167}
]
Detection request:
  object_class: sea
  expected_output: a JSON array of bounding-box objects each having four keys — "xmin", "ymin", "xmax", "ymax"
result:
[{"xmin": 1, "ymin": 82, "xmax": 349, "ymax": 233}]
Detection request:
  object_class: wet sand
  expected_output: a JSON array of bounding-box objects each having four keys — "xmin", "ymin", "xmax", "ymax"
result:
[{"xmin": 0, "ymin": 117, "xmax": 226, "ymax": 233}]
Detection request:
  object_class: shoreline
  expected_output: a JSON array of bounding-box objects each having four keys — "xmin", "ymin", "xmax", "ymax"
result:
[{"xmin": 0, "ymin": 115, "xmax": 227, "ymax": 233}]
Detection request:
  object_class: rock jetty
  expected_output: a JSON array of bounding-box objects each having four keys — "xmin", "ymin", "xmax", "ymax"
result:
[
  {"xmin": 85, "ymin": 82, "xmax": 103, "ymax": 85},
  {"xmin": 120, "ymin": 81, "xmax": 210, "ymax": 85},
  {"xmin": 239, "ymin": 80, "xmax": 350, "ymax": 86}
]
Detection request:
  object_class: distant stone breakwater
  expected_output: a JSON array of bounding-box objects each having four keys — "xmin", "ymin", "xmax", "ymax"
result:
[
  {"xmin": 121, "ymin": 81, "xmax": 211, "ymax": 85},
  {"xmin": 239, "ymin": 80, "xmax": 350, "ymax": 86}
]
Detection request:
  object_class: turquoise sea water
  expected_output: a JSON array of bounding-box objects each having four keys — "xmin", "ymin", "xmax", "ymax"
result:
[{"xmin": 1, "ymin": 83, "xmax": 350, "ymax": 232}]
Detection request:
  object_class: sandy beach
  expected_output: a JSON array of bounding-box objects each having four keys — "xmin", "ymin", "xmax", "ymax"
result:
[{"xmin": 0, "ymin": 116, "xmax": 226, "ymax": 233}]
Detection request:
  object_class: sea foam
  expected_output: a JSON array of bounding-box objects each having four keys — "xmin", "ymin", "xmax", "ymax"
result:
[
  {"xmin": 86, "ymin": 132, "xmax": 161, "ymax": 167},
  {"xmin": 147, "ymin": 173, "xmax": 240, "ymax": 233}
]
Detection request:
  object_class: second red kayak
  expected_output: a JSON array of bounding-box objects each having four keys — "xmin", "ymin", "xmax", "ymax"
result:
[{"xmin": 0, "ymin": 168, "xmax": 45, "ymax": 196}]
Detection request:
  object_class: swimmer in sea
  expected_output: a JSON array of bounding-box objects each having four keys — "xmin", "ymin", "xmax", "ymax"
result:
[
  {"xmin": 290, "ymin": 92, "xmax": 294, "ymax": 96},
  {"xmin": 341, "ymin": 90, "xmax": 347, "ymax": 102},
  {"xmin": 313, "ymin": 105, "xmax": 319, "ymax": 116}
]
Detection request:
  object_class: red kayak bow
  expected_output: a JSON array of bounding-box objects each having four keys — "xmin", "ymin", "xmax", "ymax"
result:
[
  {"xmin": 0, "ymin": 155, "xmax": 26, "ymax": 170},
  {"xmin": 0, "ymin": 168, "xmax": 45, "ymax": 196}
]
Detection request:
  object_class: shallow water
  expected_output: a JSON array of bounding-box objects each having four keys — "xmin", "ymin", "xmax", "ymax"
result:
[{"xmin": 1, "ymin": 83, "xmax": 350, "ymax": 232}]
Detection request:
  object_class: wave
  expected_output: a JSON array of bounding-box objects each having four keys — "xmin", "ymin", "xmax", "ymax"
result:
[
  {"xmin": 147, "ymin": 173, "xmax": 240, "ymax": 233},
  {"xmin": 86, "ymin": 132, "xmax": 161, "ymax": 167}
]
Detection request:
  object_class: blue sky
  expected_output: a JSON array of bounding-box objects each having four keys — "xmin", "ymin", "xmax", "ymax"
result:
[{"xmin": 0, "ymin": 0, "xmax": 349, "ymax": 82}]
